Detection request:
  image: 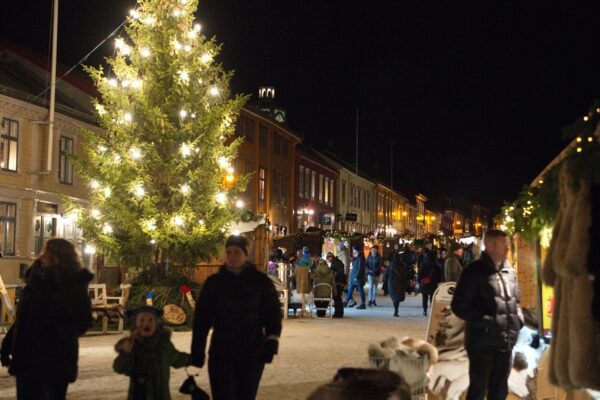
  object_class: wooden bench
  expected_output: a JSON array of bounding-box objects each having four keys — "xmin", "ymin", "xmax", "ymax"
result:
[{"xmin": 88, "ymin": 283, "xmax": 131, "ymax": 333}]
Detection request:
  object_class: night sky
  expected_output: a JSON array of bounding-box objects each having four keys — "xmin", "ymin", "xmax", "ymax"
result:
[{"xmin": 3, "ymin": 1, "xmax": 600, "ymax": 213}]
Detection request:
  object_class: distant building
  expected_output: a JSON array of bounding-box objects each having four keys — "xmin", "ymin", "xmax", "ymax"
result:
[
  {"xmin": 233, "ymin": 87, "xmax": 302, "ymax": 237},
  {"xmin": 294, "ymin": 145, "xmax": 338, "ymax": 231}
]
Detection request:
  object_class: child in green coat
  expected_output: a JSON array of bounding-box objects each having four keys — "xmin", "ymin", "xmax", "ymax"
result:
[{"xmin": 114, "ymin": 306, "xmax": 191, "ymax": 400}]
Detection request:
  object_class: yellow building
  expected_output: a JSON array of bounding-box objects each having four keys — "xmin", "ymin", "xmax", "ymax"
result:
[{"xmin": 0, "ymin": 44, "xmax": 98, "ymax": 283}]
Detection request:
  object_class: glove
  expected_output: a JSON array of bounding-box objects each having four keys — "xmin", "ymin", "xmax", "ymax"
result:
[
  {"xmin": 190, "ymin": 354, "xmax": 205, "ymax": 368},
  {"xmin": 0, "ymin": 351, "xmax": 10, "ymax": 368},
  {"xmin": 261, "ymin": 339, "xmax": 279, "ymax": 363}
]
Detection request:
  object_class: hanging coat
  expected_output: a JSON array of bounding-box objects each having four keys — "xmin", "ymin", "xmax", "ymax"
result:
[{"xmin": 542, "ymin": 166, "xmax": 600, "ymax": 390}]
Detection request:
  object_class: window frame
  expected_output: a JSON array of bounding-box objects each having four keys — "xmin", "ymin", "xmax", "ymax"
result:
[
  {"xmin": 58, "ymin": 135, "xmax": 74, "ymax": 185},
  {"xmin": 1, "ymin": 118, "xmax": 19, "ymax": 172},
  {"xmin": 0, "ymin": 201, "xmax": 17, "ymax": 256},
  {"xmin": 259, "ymin": 167, "xmax": 266, "ymax": 202}
]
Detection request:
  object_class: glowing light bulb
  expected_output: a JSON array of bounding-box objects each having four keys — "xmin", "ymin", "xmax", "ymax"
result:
[
  {"xmin": 194, "ymin": 23, "xmax": 202, "ymax": 32},
  {"xmin": 130, "ymin": 147, "xmax": 142, "ymax": 160},
  {"xmin": 96, "ymin": 104, "xmax": 106, "ymax": 115},
  {"xmin": 150, "ymin": 239, "xmax": 156, "ymax": 244},
  {"xmin": 114, "ymin": 154, "xmax": 122, "ymax": 163},
  {"xmin": 145, "ymin": 220, "xmax": 156, "ymax": 231},
  {"xmin": 98, "ymin": 145, "xmax": 107, "ymax": 153},
  {"xmin": 134, "ymin": 185, "xmax": 145, "ymax": 197},
  {"xmin": 216, "ymin": 192, "xmax": 227, "ymax": 204},
  {"xmin": 178, "ymin": 70, "xmax": 190, "ymax": 83},
  {"xmin": 225, "ymin": 174, "xmax": 234, "ymax": 183},
  {"xmin": 123, "ymin": 112, "xmax": 133, "ymax": 122},
  {"xmin": 226, "ymin": 166, "xmax": 234, "ymax": 174},
  {"xmin": 583, "ymin": 116, "xmax": 589, "ymax": 121},
  {"xmin": 209, "ymin": 86, "xmax": 219, "ymax": 97},
  {"xmin": 90, "ymin": 180, "xmax": 100, "ymax": 189},
  {"xmin": 232, "ymin": 230, "xmax": 240, "ymax": 236},
  {"xmin": 179, "ymin": 109, "xmax": 188, "ymax": 119},
  {"xmin": 129, "ymin": 9, "xmax": 140, "ymax": 19},
  {"xmin": 173, "ymin": 8, "xmax": 182, "ymax": 17},
  {"xmin": 140, "ymin": 48, "xmax": 151, "ymax": 57},
  {"xmin": 577, "ymin": 137, "xmax": 582, "ymax": 142},
  {"xmin": 236, "ymin": 200, "xmax": 245, "ymax": 208},
  {"xmin": 180, "ymin": 0, "xmax": 188, "ymax": 4},
  {"xmin": 191, "ymin": 113, "xmax": 196, "ymax": 118},
  {"xmin": 187, "ymin": 30, "xmax": 197, "ymax": 39},
  {"xmin": 198, "ymin": 219, "xmax": 205, "ymax": 225},
  {"xmin": 84, "ymin": 245, "xmax": 96, "ymax": 254},
  {"xmin": 218, "ymin": 156, "xmax": 229, "ymax": 168},
  {"xmin": 121, "ymin": 80, "xmax": 131, "ymax": 88},
  {"xmin": 103, "ymin": 187, "xmax": 111, "ymax": 197},
  {"xmin": 184, "ymin": 45, "xmax": 192, "ymax": 52},
  {"xmin": 115, "ymin": 38, "xmax": 125, "ymax": 49},
  {"xmin": 173, "ymin": 41, "xmax": 182, "ymax": 51},
  {"xmin": 132, "ymin": 79, "xmax": 143, "ymax": 89},
  {"xmin": 144, "ymin": 15, "xmax": 156, "ymax": 26},
  {"xmin": 103, "ymin": 224, "xmax": 113, "ymax": 234},
  {"xmin": 180, "ymin": 143, "xmax": 192, "ymax": 157},
  {"xmin": 174, "ymin": 215, "xmax": 185, "ymax": 226},
  {"xmin": 91, "ymin": 209, "xmax": 101, "ymax": 219},
  {"xmin": 588, "ymin": 136, "xmax": 594, "ymax": 142},
  {"xmin": 107, "ymin": 78, "xmax": 118, "ymax": 87},
  {"xmin": 200, "ymin": 53, "xmax": 212, "ymax": 63},
  {"xmin": 180, "ymin": 183, "xmax": 190, "ymax": 195},
  {"xmin": 577, "ymin": 147, "xmax": 582, "ymax": 153}
]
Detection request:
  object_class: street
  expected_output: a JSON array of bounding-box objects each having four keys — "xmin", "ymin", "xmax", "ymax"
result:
[{"xmin": 0, "ymin": 294, "xmax": 428, "ymax": 400}]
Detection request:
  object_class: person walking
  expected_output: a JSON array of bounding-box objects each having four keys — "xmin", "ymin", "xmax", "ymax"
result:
[
  {"xmin": 384, "ymin": 253, "xmax": 408, "ymax": 317},
  {"xmin": 402, "ymin": 244, "xmax": 418, "ymax": 295},
  {"xmin": 344, "ymin": 244, "xmax": 367, "ymax": 309},
  {"xmin": 336, "ymin": 242, "xmax": 351, "ymax": 285},
  {"xmin": 451, "ymin": 230, "xmax": 524, "ymax": 400},
  {"xmin": 191, "ymin": 235, "xmax": 282, "ymax": 400},
  {"xmin": 0, "ymin": 239, "xmax": 93, "ymax": 400},
  {"xmin": 384, "ymin": 243, "xmax": 401, "ymax": 295},
  {"xmin": 366, "ymin": 245, "xmax": 383, "ymax": 307},
  {"xmin": 326, "ymin": 252, "xmax": 346, "ymax": 318},
  {"xmin": 444, "ymin": 242, "xmax": 464, "ymax": 282},
  {"xmin": 312, "ymin": 259, "xmax": 337, "ymax": 317},
  {"xmin": 417, "ymin": 248, "xmax": 442, "ymax": 316}
]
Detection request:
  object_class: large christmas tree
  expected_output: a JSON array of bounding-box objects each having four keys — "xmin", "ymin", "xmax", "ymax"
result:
[{"xmin": 71, "ymin": 0, "xmax": 248, "ymax": 271}]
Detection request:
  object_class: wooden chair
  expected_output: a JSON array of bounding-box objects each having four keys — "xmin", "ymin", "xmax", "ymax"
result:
[{"xmin": 88, "ymin": 283, "xmax": 131, "ymax": 333}]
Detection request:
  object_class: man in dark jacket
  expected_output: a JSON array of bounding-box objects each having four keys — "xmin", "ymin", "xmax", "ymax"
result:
[
  {"xmin": 451, "ymin": 230, "xmax": 524, "ymax": 400},
  {"xmin": 384, "ymin": 253, "xmax": 408, "ymax": 317},
  {"xmin": 417, "ymin": 249, "xmax": 442, "ymax": 316},
  {"xmin": 191, "ymin": 235, "xmax": 282, "ymax": 400},
  {"xmin": 326, "ymin": 252, "xmax": 346, "ymax": 318},
  {"xmin": 344, "ymin": 244, "xmax": 367, "ymax": 310},
  {"xmin": 401, "ymin": 244, "xmax": 418, "ymax": 295}
]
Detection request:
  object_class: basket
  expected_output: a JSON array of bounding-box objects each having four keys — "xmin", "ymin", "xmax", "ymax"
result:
[{"xmin": 369, "ymin": 355, "xmax": 428, "ymax": 400}]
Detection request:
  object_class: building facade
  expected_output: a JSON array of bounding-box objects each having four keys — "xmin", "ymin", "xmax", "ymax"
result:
[
  {"xmin": 294, "ymin": 145, "xmax": 338, "ymax": 232},
  {"xmin": 234, "ymin": 96, "xmax": 301, "ymax": 237}
]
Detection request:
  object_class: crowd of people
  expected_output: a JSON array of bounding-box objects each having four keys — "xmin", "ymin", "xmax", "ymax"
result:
[{"xmin": 275, "ymin": 238, "xmax": 483, "ymax": 318}]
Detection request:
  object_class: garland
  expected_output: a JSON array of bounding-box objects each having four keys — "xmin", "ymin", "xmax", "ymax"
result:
[{"xmin": 497, "ymin": 100, "xmax": 600, "ymax": 241}]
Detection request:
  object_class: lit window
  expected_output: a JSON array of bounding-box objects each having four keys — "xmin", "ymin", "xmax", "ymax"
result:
[{"xmin": 1, "ymin": 119, "xmax": 19, "ymax": 171}]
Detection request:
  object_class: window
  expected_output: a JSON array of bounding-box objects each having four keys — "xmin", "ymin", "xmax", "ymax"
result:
[
  {"xmin": 304, "ymin": 168, "xmax": 310, "ymax": 199},
  {"xmin": 273, "ymin": 133, "xmax": 282, "ymax": 155},
  {"xmin": 329, "ymin": 179, "xmax": 334, "ymax": 206},
  {"xmin": 271, "ymin": 170, "xmax": 288, "ymax": 207},
  {"xmin": 259, "ymin": 125, "xmax": 268, "ymax": 149},
  {"xmin": 298, "ymin": 166, "xmax": 304, "ymax": 198},
  {"xmin": 282, "ymin": 138, "xmax": 289, "ymax": 158},
  {"xmin": 259, "ymin": 167, "xmax": 266, "ymax": 201},
  {"xmin": 311, "ymin": 171, "xmax": 316, "ymax": 200},
  {"xmin": 349, "ymin": 184, "xmax": 354, "ymax": 207},
  {"xmin": 59, "ymin": 136, "xmax": 74, "ymax": 184},
  {"xmin": 1, "ymin": 119, "xmax": 19, "ymax": 171},
  {"xmin": 0, "ymin": 202, "xmax": 16, "ymax": 256},
  {"xmin": 324, "ymin": 177, "xmax": 329, "ymax": 204},
  {"xmin": 357, "ymin": 188, "xmax": 361, "ymax": 208},
  {"xmin": 342, "ymin": 180, "xmax": 346, "ymax": 204},
  {"xmin": 244, "ymin": 118, "xmax": 255, "ymax": 143},
  {"xmin": 318, "ymin": 175, "xmax": 323, "ymax": 203}
]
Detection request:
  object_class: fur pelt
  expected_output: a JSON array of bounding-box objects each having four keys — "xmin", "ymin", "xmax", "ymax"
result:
[
  {"xmin": 369, "ymin": 336, "xmax": 439, "ymax": 378},
  {"xmin": 541, "ymin": 165, "xmax": 600, "ymax": 390}
]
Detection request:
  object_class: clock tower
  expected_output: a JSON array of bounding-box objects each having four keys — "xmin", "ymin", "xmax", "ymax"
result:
[{"xmin": 258, "ymin": 86, "xmax": 287, "ymax": 124}]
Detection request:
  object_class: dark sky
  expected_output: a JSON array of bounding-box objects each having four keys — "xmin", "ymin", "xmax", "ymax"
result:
[{"xmin": 3, "ymin": 1, "xmax": 600, "ymax": 212}]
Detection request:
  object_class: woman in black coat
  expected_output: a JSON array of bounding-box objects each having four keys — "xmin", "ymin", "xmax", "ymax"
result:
[
  {"xmin": 0, "ymin": 238, "xmax": 93, "ymax": 400},
  {"xmin": 417, "ymin": 250, "xmax": 442, "ymax": 316},
  {"xmin": 191, "ymin": 235, "xmax": 282, "ymax": 400},
  {"xmin": 384, "ymin": 253, "xmax": 408, "ymax": 317}
]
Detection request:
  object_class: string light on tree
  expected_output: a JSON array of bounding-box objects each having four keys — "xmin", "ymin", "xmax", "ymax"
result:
[
  {"xmin": 216, "ymin": 192, "xmax": 227, "ymax": 204},
  {"xmin": 91, "ymin": 209, "xmax": 101, "ymax": 219},
  {"xmin": 123, "ymin": 112, "xmax": 133, "ymax": 122},
  {"xmin": 129, "ymin": 147, "xmax": 142, "ymax": 160},
  {"xmin": 179, "ymin": 109, "xmax": 188, "ymax": 119},
  {"xmin": 134, "ymin": 185, "xmax": 145, "ymax": 198},
  {"xmin": 180, "ymin": 143, "xmax": 192, "ymax": 157},
  {"xmin": 173, "ymin": 215, "xmax": 185, "ymax": 226},
  {"xmin": 209, "ymin": 86, "xmax": 219, "ymax": 97},
  {"xmin": 103, "ymin": 224, "xmax": 113, "ymax": 234},
  {"xmin": 140, "ymin": 48, "xmax": 151, "ymax": 58},
  {"xmin": 200, "ymin": 53, "xmax": 212, "ymax": 64},
  {"xmin": 180, "ymin": 183, "xmax": 191, "ymax": 195},
  {"xmin": 90, "ymin": 180, "xmax": 100, "ymax": 189},
  {"xmin": 103, "ymin": 187, "xmax": 112, "ymax": 197},
  {"xmin": 235, "ymin": 199, "xmax": 244, "ymax": 209}
]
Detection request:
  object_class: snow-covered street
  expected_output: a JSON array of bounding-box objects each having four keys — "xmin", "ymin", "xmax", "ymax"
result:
[{"xmin": 0, "ymin": 294, "xmax": 428, "ymax": 399}]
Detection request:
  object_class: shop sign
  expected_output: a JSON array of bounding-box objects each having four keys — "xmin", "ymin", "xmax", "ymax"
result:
[{"xmin": 345, "ymin": 213, "xmax": 357, "ymax": 221}]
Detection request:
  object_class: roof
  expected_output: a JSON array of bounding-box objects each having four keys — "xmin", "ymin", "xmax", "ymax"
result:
[
  {"xmin": 297, "ymin": 144, "xmax": 338, "ymax": 175},
  {"xmin": 0, "ymin": 41, "xmax": 97, "ymax": 123},
  {"xmin": 243, "ymin": 102, "xmax": 303, "ymax": 142}
]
